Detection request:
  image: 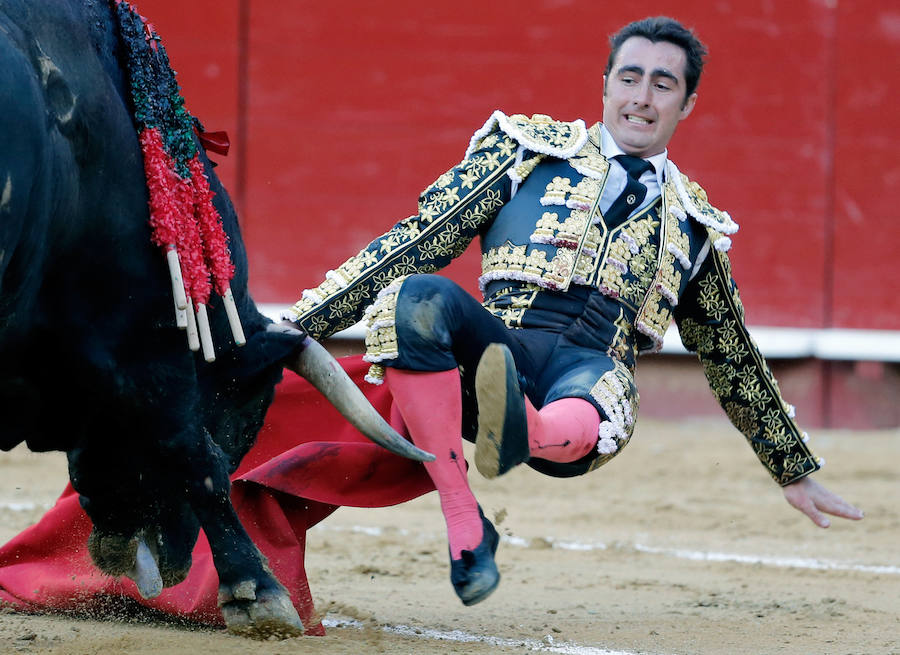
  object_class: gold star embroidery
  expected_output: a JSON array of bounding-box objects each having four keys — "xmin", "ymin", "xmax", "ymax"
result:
[{"xmin": 459, "ymin": 169, "xmax": 479, "ymax": 190}]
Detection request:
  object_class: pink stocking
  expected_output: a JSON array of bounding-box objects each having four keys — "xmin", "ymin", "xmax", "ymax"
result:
[
  {"xmin": 527, "ymin": 397, "xmax": 599, "ymax": 463},
  {"xmin": 385, "ymin": 368, "xmax": 482, "ymax": 559}
]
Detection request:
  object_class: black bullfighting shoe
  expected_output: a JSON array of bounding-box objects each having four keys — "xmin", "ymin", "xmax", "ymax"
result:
[
  {"xmin": 450, "ymin": 507, "xmax": 500, "ymax": 606},
  {"xmin": 474, "ymin": 343, "xmax": 529, "ymax": 479}
]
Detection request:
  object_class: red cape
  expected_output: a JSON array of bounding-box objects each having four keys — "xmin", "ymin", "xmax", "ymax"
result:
[{"xmin": 0, "ymin": 355, "xmax": 434, "ymax": 635}]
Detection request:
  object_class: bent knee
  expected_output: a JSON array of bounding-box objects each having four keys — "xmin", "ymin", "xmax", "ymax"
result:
[{"xmin": 363, "ymin": 274, "xmax": 465, "ymax": 378}]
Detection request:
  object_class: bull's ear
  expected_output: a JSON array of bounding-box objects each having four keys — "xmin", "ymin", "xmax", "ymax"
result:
[{"xmin": 267, "ymin": 321, "xmax": 308, "ymax": 340}]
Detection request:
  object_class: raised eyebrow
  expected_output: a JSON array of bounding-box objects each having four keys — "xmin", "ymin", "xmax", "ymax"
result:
[
  {"xmin": 650, "ymin": 68, "xmax": 681, "ymax": 86},
  {"xmin": 615, "ymin": 64, "xmax": 644, "ymax": 77}
]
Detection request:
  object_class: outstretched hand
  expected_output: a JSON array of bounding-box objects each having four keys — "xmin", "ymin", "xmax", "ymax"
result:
[{"xmin": 782, "ymin": 476, "xmax": 864, "ymax": 528}]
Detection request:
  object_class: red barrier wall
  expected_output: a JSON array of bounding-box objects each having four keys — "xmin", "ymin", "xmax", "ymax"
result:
[{"xmin": 137, "ymin": 0, "xmax": 900, "ymax": 332}]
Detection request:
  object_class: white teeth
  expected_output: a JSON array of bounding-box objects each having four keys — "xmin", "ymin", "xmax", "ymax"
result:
[{"xmin": 626, "ymin": 115, "xmax": 650, "ymax": 125}]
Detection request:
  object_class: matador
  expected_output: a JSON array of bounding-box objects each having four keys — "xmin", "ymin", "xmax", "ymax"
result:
[{"xmin": 283, "ymin": 16, "xmax": 862, "ymax": 607}]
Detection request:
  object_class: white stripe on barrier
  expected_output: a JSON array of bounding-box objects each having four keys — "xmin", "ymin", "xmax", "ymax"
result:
[{"xmin": 259, "ymin": 303, "xmax": 900, "ymax": 361}]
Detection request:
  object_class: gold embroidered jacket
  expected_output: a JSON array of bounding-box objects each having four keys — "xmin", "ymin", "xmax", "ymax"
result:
[{"xmin": 285, "ymin": 111, "xmax": 821, "ymax": 486}]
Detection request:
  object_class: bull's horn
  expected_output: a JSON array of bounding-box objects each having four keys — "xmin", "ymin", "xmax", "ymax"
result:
[
  {"xmin": 127, "ymin": 536, "xmax": 163, "ymax": 599},
  {"xmin": 275, "ymin": 326, "xmax": 435, "ymax": 463}
]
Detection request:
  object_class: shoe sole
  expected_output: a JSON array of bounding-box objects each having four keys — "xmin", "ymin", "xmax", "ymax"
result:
[
  {"xmin": 474, "ymin": 343, "xmax": 521, "ymax": 479},
  {"xmin": 455, "ymin": 512, "xmax": 501, "ymax": 606},
  {"xmin": 459, "ymin": 572, "xmax": 500, "ymax": 606}
]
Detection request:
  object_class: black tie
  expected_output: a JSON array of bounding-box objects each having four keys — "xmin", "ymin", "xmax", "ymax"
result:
[{"xmin": 604, "ymin": 155, "xmax": 655, "ymax": 228}]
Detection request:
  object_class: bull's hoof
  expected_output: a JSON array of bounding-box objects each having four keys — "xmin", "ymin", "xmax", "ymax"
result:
[
  {"xmin": 219, "ymin": 581, "xmax": 304, "ymax": 640},
  {"xmin": 157, "ymin": 556, "xmax": 191, "ymax": 588},
  {"xmin": 87, "ymin": 528, "xmax": 137, "ymax": 577},
  {"xmin": 88, "ymin": 527, "xmax": 189, "ymax": 596}
]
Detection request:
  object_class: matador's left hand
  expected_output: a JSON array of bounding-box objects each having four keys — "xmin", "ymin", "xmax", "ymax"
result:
[{"xmin": 782, "ymin": 476, "xmax": 864, "ymax": 528}]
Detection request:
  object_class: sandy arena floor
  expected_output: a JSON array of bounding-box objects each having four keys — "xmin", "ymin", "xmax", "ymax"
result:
[{"xmin": 1, "ymin": 417, "xmax": 897, "ymax": 654}]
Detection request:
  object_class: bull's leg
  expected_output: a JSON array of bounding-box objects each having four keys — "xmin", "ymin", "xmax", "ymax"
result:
[
  {"xmin": 170, "ymin": 429, "xmax": 304, "ymax": 639},
  {"xmin": 72, "ymin": 444, "xmax": 166, "ymax": 585},
  {"xmin": 76, "ymin": 419, "xmax": 303, "ymax": 638},
  {"xmin": 199, "ymin": 496, "xmax": 305, "ymax": 639},
  {"xmin": 153, "ymin": 503, "xmax": 200, "ymax": 587},
  {"xmin": 88, "ymin": 527, "xmax": 184, "ymax": 600},
  {"xmin": 128, "ymin": 501, "xmax": 201, "ymax": 592},
  {"xmin": 82, "ymin": 474, "xmax": 198, "ymax": 593}
]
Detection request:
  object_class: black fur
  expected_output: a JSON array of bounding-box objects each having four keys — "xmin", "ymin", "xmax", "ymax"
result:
[{"xmin": 0, "ymin": 0, "xmax": 303, "ymax": 605}]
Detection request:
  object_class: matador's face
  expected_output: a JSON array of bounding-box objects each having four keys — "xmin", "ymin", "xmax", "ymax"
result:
[{"xmin": 602, "ymin": 36, "xmax": 697, "ymax": 158}]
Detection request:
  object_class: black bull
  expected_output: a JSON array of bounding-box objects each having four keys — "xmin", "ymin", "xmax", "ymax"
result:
[{"xmin": 0, "ymin": 0, "xmax": 430, "ymax": 638}]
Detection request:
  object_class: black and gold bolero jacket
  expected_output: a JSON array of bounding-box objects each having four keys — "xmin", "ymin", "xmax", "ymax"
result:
[{"xmin": 284, "ymin": 111, "xmax": 821, "ymax": 486}]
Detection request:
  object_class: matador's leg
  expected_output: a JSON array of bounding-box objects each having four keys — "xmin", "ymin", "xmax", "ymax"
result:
[
  {"xmin": 368, "ymin": 274, "xmax": 520, "ymax": 605},
  {"xmin": 474, "ymin": 343, "xmax": 600, "ymax": 479},
  {"xmin": 475, "ymin": 341, "xmax": 639, "ymax": 479}
]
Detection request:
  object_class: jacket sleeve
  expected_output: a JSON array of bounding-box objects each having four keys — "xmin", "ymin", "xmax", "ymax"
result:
[
  {"xmin": 282, "ymin": 130, "xmax": 520, "ymax": 339},
  {"xmin": 673, "ymin": 246, "xmax": 822, "ymax": 486}
]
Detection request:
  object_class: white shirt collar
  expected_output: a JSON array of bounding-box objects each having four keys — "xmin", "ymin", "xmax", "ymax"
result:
[{"xmin": 599, "ymin": 124, "xmax": 668, "ymax": 186}]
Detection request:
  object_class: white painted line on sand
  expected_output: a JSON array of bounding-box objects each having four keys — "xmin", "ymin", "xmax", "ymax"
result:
[
  {"xmin": 630, "ymin": 543, "xmax": 900, "ymax": 576},
  {"xmin": 324, "ymin": 616, "xmax": 650, "ymax": 655},
  {"xmin": 0, "ymin": 501, "xmax": 48, "ymax": 512},
  {"xmin": 311, "ymin": 524, "xmax": 899, "ymax": 575}
]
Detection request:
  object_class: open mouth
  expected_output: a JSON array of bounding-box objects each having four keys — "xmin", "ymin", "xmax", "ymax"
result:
[{"xmin": 625, "ymin": 114, "xmax": 652, "ymax": 125}]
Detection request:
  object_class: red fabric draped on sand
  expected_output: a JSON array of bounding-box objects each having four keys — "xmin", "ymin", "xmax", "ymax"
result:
[{"xmin": 0, "ymin": 356, "xmax": 434, "ymax": 634}]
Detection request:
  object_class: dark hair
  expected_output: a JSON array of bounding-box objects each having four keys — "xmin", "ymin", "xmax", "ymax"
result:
[{"xmin": 604, "ymin": 17, "xmax": 707, "ymax": 100}]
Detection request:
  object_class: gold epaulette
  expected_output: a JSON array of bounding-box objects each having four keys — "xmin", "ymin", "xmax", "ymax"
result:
[
  {"xmin": 664, "ymin": 160, "xmax": 739, "ymax": 237},
  {"xmin": 466, "ymin": 110, "xmax": 588, "ymax": 160}
]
